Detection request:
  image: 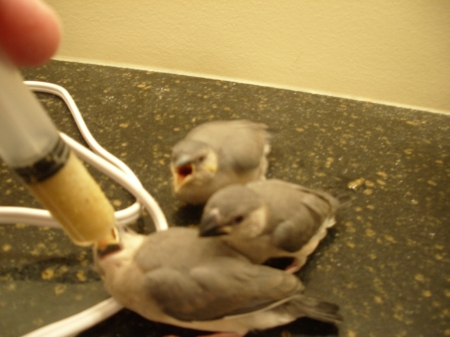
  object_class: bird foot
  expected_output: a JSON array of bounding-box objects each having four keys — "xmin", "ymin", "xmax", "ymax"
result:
[{"xmin": 284, "ymin": 258, "xmax": 303, "ymax": 273}]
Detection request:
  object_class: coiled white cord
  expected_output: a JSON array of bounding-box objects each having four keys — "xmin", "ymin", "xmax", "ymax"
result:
[{"xmin": 0, "ymin": 81, "xmax": 169, "ymax": 337}]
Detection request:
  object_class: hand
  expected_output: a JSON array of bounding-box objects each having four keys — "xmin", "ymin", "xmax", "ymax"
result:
[{"xmin": 0, "ymin": 0, "xmax": 61, "ymax": 66}]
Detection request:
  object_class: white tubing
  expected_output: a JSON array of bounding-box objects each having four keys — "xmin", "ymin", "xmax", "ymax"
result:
[
  {"xmin": 24, "ymin": 81, "xmax": 143, "ymax": 188},
  {"xmin": 0, "ymin": 81, "xmax": 169, "ymax": 337},
  {"xmin": 25, "ymin": 80, "xmax": 144, "ymax": 226},
  {"xmin": 0, "ymin": 203, "xmax": 141, "ymax": 228},
  {"xmin": 21, "ymin": 298, "xmax": 123, "ymax": 337},
  {"xmin": 61, "ymin": 133, "xmax": 167, "ymax": 232}
]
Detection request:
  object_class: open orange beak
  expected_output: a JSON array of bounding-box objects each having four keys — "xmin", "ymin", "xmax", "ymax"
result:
[{"xmin": 176, "ymin": 163, "xmax": 193, "ymax": 185}]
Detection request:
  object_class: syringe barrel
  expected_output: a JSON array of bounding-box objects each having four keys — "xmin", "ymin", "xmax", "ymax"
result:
[
  {"xmin": 0, "ymin": 50, "xmax": 59, "ymax": 167},
  {"xmin": 26, "ymin": 147, "xmax": 117, "ymax": 247},
  {"xmin": 0, "ymin": 50, "xmax": 116, "ymax": 247}
]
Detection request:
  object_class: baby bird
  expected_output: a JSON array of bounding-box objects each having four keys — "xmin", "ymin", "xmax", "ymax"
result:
[
  {"xmin": 171, "ymin": 120, "xmax": 270, "ymax": 204},
  {"xmin": 95, "ymin": 227, "xmax": 342, "ymax": 337},
  {"xmin": 199, "ymin": 179, "xmax": 339, "ymax": 273}
]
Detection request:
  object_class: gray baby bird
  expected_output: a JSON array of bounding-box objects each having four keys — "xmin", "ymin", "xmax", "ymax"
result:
[
  {"xmin": 95, "ymin": 227, "xmax": 342, "ymax": 336},
  {"xmin": 199, "ymin": 179, "xmax": 339, "ymax": 273},
  {"xmin": 171, "ymin": 120, "xmax": 270, "ymax": 205}
]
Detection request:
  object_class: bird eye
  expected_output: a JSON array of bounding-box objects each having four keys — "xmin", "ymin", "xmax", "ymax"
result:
[
  {"xmin": 234, "ymin": 215, "xmax": 244, "ymax": 224},
  {"xmin": 198, "ymin": 155, "xmax": 206, "ymax": 162}
]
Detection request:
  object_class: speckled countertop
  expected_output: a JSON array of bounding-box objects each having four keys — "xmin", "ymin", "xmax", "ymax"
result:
[{"xmin": 1, "ymin": 60, "xmax": 449, "ymax": 337}]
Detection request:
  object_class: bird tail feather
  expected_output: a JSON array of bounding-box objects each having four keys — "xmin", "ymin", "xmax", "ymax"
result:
[{"xmin": 278, "ymin": 294, "xmax": 343, "ymax": 326}]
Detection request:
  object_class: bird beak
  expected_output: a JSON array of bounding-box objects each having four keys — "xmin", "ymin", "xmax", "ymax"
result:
[
  {"xmin": 199, "ymin": 223, "xmax": 231, "ymax": 237},
  {"xmin": 205, "ymin": 163, "xmax": 218, "ymax": 173},
  {"xmin": 95, "ymin": 230, "xmax": 123, "ymax": 259},
  {"xmin": 199, "ymin": 208, "xmax": 231, "ymax": 237},
  {"xmin": 172, "ymin": 154, "xmax": 195, "ymax": 187}
]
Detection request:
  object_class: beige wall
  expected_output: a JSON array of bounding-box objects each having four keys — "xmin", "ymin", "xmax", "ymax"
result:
[{"xmin": 46, "ymin": 0, "xmax": 450, "ymax": 114}]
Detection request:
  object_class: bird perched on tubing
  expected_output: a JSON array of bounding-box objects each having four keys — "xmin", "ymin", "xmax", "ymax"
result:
[
  {"xmin": 199, "ymin": 179, "xmax": 339, "ymax": 273},
  {"xmin": 95, "ymin": 227, "xmax": 342, "ymax": 337},
  {"xmin": 170, "ymin": 120, "xmax": 270, "ymax": 205}
]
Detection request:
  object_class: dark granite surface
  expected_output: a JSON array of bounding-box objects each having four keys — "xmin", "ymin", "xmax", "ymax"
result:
[{"xmin": 0, "ymin": 60, "xmax": 449, "ymax": 337}]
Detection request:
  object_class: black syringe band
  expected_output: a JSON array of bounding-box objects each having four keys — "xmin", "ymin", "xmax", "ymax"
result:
[{"xmin": 13, "ymin": 137, "xmax": 70, "ymax": 184}]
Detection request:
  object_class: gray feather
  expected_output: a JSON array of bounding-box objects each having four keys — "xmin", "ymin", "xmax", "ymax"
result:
[
  {"xmin": 200, "ymin": 179, "xmax": 339, "ymax": 269},
  {"xmin": 247, "ymin": 179, "xmax": 337, "ymax": 251},
  {"xmin": 138, "ymin": 228, "xmax": 302, "ymax": 321},
  {"xmin": 96, "ymin": 227, "xmax": 342, "ymax": 334},
  {"xmin": 171, "ymin": 120, "xmax": 270, "ymax": 204},
  {"xmin": 272, "ymin": 294, "xmax": 343, "ymax": 326},
  {"xmin": 185, "ymin": 120, "xmax": 269, "ymax": 172}
]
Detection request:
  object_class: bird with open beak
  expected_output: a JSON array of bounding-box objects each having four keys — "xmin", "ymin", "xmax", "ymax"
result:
[{"xmin": 170, "ymin": 120, "xmax": 270, "ymax": 205}]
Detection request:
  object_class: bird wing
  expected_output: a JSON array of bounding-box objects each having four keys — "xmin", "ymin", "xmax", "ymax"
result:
[
  {"xmin": 291, "ymin": 183, "xmax": 339, "ymax": 215},
  {"xmin": 142, "ymin": 257, "xmax": 303, "ymax": 322},
  {"xmin": 272, "ymin": 204, "xmax": 323, "ymax": 252},
  {"xmin": 249, "ymin": 179, "xmax": 338, "ymax": 252}
]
